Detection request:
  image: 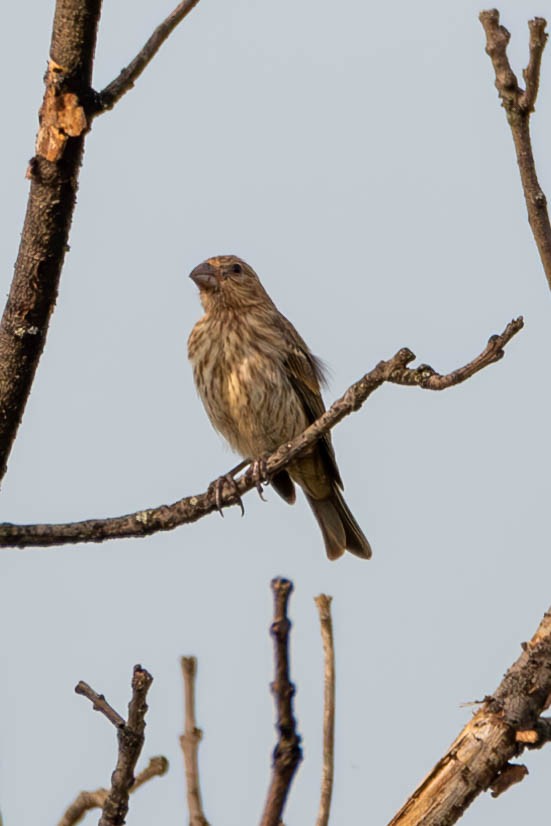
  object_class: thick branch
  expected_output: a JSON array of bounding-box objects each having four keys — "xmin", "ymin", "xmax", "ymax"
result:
[
  {"xmin": 314, "ymin": 595, "xmax": 335, "ymax": 826},
  {"xmin": 0, "ymin": 0, "xmax": 103, "ymax": 486},
  {"xmin": 0, "ymin": 317, "xmax": 522, "ymax": 548},
  {"xmin": 180, "ymin": 657, "xmax": 210, "ymax": 826},
  {"xmin": 480, "ymin": 10, "xmax": 551, "ymax": 290},
  {"xmin": 95, "ymin": 0, "xmax": 201, "ymax": 113},
  {"xmin": 0, "ymin": 0, "xmax": 202, "ymax": 488},
  {"xmin": 260, "ymin": 578, "xmax": 302, "ymax": 826},
  {"xmin": 58, "ymin": 756, "xmax": 168, "ymax": 826},
  {"xmin": 77, "ymin": 665, "xmax": 153, "ymax": 826},
  {"xmin": 388, "ymin": 607, "xmax": 551, "ymax": 826}
]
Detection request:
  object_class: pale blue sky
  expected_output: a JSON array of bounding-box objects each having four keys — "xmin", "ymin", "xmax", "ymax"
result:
[{"xmin": 1, "ymin": 1, "xmax": 550, "ymax": 824}]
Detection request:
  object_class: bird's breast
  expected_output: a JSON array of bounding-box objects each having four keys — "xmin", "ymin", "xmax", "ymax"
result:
[{"xmin": 188, "ymin": 316, "xmax": 307, "ymax": 457}]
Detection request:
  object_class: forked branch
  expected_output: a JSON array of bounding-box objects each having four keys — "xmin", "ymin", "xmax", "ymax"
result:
[
  {"xmin": 58, "ymin": 756, "xmax": 168, "ymax": 826},
  {"xmin": 480, "ymin": 10, "xmax": 551, "ymax": 289},
  {"xmin": 260, "ymin": 578, "xmax": 302, "ymax": 826},
  {"xmin": 76, "ymin": 665, "xmax": 154, "ymax": 826},
  {"xmin": 0, "ymin": 0, "xmax": 201, "ymax": 488},
  {"xmin": 0, "ymin": 317, "xmax": 523, "ymax": 549}
]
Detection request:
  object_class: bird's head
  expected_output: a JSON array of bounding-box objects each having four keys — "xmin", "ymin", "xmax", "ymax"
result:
[{"xmin": 189, "ymin": 255, "xmax": 271, "ymax": 313}]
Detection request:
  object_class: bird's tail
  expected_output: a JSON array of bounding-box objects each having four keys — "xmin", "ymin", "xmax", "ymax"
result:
[{"xmin": 305, "ymin": 488, "xmax": 372, "ymax": 561}]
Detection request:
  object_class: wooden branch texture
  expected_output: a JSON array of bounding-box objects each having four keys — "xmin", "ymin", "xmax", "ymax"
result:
[
  {"xmin": 388, "ymin": 607, "xmax": 551, "ymax": 826},
  {"xmin": 96, "ymin": 0, "xmax": 201, "ymax": 112},
  {"xmin": 180, "ymin": 657, "xmax": 210, "ymax": 826},
  {"xmin": 480, "ymin": 10, "xmax": 551, "ymax": 290},
  {"xmin": 0, "ymin": 317, "xmax": 523, "ymax": 549},
  {"xmin": 314, "ymin": 595, "xmax": 335, "ymax": 826},
  {"xmin": 76, "ymin": 665, "xmax": 153, "ymax": 826},
  {"xmin": 57, "ymin": 756, "xmax": 167, "ymax": 826},
  {"xmin": 0, "ymin": 0, "xmax": 102, "ymax": 485},
  {"xmin": 98, "ymin": 665, "xmax": 152, "ymax": 826},
  {"xmin": 260, "ymin": 578, "xmax": 302, "ymax": 826},
  {"xmin": 0, "ymin": 0, "xmax": 201, "ymax": 488}
]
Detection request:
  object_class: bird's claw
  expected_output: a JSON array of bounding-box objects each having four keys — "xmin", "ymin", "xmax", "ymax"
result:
[
  {"xmin": 248, "ymin": 457, "xmax": 270, "ymax": 501},
  {"xmin": 209, "ymin": 473, "xmax": 245, "ymax": 517}
]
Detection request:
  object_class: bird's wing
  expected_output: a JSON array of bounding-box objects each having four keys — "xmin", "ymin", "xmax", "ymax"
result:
[{"xmin": 284, "ymin": 342, "xmax": 344, "ymax": 490}]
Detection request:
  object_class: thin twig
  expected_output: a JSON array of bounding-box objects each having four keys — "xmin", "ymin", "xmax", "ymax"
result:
[
  {"xmin": 387, "ymin": 607, "xmax": 551, "ymax": 825},
  {"xmin": 75, "ymin": 681, "xmax": 126, "ymax": 728},
  {"xmin": 95, "ymin": 0, "xmax": 201, "ymax": 113},
  {"xmin": 480, "ymin": 10, "xmax": 551, "ymax": 290},
  {"xmin": 180, "ymin": 657, "xmax": 210, "ymax": 826},
  {"xmin": 76, "ymin": 665, "xmax": 154, "ymax": 826},
  {"xmin": 314, "ymin": 595, "xmax": 335, "ymax": 826},
  {"xmin": 0, "ymin": 317, "xmax": 523, "ymax": 549},
  {"xmin": 521, "ymin": 18, "xmax": 548, "ymax": 112},
  {"xmin": 57, "ymin": 756, "xmax": 168, "ymax": 826},
  {"xmin": 260, "ymin": 579, "xmax": 302, "ymax": 826}
]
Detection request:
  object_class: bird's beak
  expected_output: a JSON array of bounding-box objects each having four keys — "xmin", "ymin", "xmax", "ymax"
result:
[{"xmin": 189, "ymin": 261, "xmax": 219, "ymax": 291}]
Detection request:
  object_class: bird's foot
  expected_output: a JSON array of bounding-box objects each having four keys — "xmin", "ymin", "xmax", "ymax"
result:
[
  {"xmin": 247, "ymin": 456, "xmax": 270, "ymax": 501},
  {"xmin": 209, "ymin": 464, "xmax": 247, "ymax": 518}
]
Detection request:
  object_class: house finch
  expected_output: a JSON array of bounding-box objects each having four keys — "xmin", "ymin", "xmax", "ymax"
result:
[{"xmin": 187, "ymin": 255, "xmax": 372, "ymax": 561}]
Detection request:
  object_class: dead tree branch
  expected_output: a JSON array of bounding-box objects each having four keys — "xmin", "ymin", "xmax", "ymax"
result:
[
  {"xmin": 0, "ymin": 0, "xmax": 101, "ymax": 486},
  {"xmin": 95, "ymin": 0, "xmax": 201, "ymax": 113},
  {"xmin": 387, "ymin": 606, "xmax": 551, "ymax": 826},
  {"xmin": 480, "ymin": 10, "xmax": 551, "ymax": 289},
  {"xmin": 76, "ymin": 665, "xmax": 154, "ymax": 826},
  {"xmin": 57, "ymin": 756, "xmax": 168, "ymax": 826},
  {"xmin": 314, "ymin": 595, "xmax": 335, "ymax": 826},
  {"xmin": 75, "ymin": 681, "xmax": 126, "ymax": 728},
  {"xmin": 0, "ymin": 0, "xmax": 201, "ymax": 488},
  {"xmin": 260, "ymin": 578, "xmax": 302, "ymax": 826},
  {"xmin": 0, "ymin": 316, "xmax": 523, "ymax": 549},
  {"xmin": 180, "ymin": 657, "xmax": 210, "ymax": 826}
]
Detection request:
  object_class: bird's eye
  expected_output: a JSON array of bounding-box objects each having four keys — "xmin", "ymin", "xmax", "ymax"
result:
[{"xmin": 231, "ymin": 263, "xmax": 242, "ymax": 274}]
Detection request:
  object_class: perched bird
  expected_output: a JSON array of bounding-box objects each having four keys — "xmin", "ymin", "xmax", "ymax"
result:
[{"xmin": 187, "ymin": 255, "xmax": 372, "ymax": 561}]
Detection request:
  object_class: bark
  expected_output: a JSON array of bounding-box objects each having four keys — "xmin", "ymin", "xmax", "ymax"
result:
[{"xmin": 388, "ymin": 607, "xmax": 551, "ymax": 825}]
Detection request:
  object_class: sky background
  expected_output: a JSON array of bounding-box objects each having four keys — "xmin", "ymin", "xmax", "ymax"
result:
[{"xmin": 1, "ymin": 0, "xmax": 550, "ymax": 823}]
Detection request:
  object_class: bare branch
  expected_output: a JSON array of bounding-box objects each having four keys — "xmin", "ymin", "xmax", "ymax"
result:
[
  {"xmin": 57, "ymin": 757, "xmax": 168, "ymax": 826},
  {"xmin": 180, "ymin": 657, "xmax": 210, "ymax": 826},
  {"xmin": 75, "ymin": 681, "xmax": 126, "ymax": 729},
  {"xmin": 0, "ymin": 317, "xmax": 523, "ymax": 549},
  {"xmin": 387, "ymin": 606, "xmax": 551, "ymax": 825},
  {"xmin": 95, "ymin": 0, "xmax": 201, "ymax": 113},
  {"xmin": 260, "ymin": 578, "xmax": 302, "ymax": 826},
  {"xmin": 76, "ymin": 665, "xmax": 153, "ymax": 826},
  {"xmin": 522, "ymin": 18, "xmax": 548, "ymax": 112},
  {"xmin": 314, "ymin": 595, "xmax": 335, "ymax": 826},
  {"xmin": 0, "ymin": 0, "xmax": 102, "ymax": 485},
  {"xmin": 0, "ymin": 0, "xmax": 204, "ymax": 487},
  {"xmin": 480, "ymin": 10, "xmax": 551, "ymax": 290}
]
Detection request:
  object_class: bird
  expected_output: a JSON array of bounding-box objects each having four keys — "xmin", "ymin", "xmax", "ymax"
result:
[{"xmin": 187, "ymin": 255, "xmax": 372, "ymax": 561}]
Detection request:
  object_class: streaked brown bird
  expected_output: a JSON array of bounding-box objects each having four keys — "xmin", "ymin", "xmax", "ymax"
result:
[{"xmin": 187, "ymin": 255, "xmax": 372, "ymax": 560}]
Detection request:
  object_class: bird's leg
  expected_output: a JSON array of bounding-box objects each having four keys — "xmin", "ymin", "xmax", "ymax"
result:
[
  {"xmin": 248, "ymin": 456, "xmax": 270, "ymax": 502},
  {"xmin": 209, "ymin": 458, "xmax": 249, "ymax": 518}
]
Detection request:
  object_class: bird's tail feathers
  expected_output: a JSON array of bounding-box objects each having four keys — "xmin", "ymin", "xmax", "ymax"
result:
[{"xmin": 305, "ymin": 489, "xmax": 372, "ymax": 561}]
